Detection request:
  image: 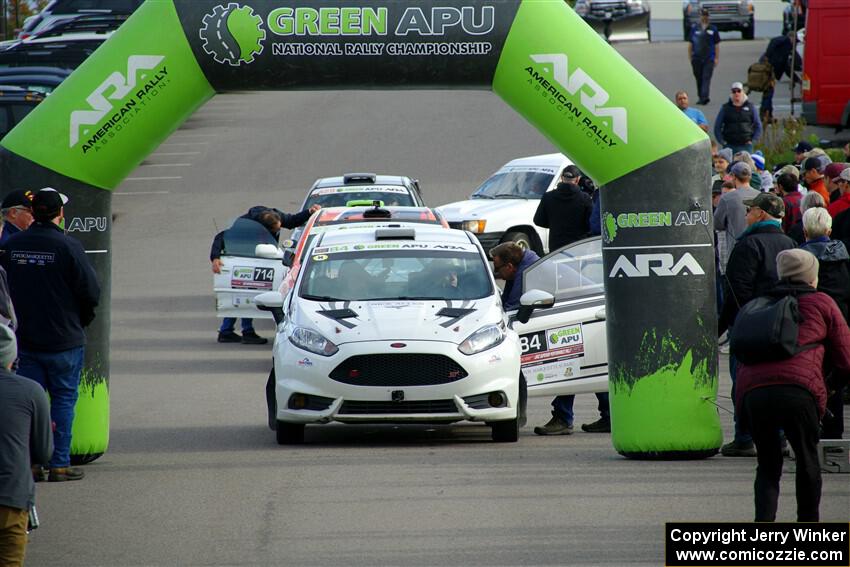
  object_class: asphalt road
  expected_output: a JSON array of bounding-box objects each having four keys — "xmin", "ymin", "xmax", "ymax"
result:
[{"xmin": 25, "ymin": 39, "xmax": 849, "ymax": 566}]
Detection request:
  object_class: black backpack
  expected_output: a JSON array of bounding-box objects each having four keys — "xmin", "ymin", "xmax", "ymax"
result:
[{"xmin": 729, "ymin": 292, "xmax": 816, "ymax": 364}]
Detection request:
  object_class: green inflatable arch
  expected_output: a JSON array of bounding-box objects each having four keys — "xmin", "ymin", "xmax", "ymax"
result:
[{"xmin": 0, "ymin": 0, "xmax": 721, "ymax": 459}]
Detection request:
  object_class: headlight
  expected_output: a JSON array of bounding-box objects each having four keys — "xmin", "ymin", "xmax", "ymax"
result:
[
  {"xmin": 574, "ymin": 0, "xmax": 588, "ymax": 16},
  {"xmin": 289, "ymin": 327, "xmax": 338, "ymax": 356},
  {"xmin": 461, "ymin": 219, "xmax": 487, "ymax": 233},
  {"xmin": 458, "ymin": 321, "xmax": 506, "ymax": 355}
]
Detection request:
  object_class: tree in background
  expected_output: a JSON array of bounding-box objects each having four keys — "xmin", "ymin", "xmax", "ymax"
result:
[{"xmin": 1, "ymin": 0, "xmax": 49, "ymax": 41}]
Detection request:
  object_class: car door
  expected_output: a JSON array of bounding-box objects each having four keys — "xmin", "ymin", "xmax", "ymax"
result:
[
  {"xmin": 214, "ymin": 218, "xmax": 284, "ymax": 319},
  {"xmin": 510, "ymin": 237, "xmax": 608, "ymax": 397}
]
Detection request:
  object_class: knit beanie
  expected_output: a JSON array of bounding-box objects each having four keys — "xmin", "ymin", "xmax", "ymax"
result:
[
  {"xmin": 0, "ymin": 324, "xmax": 17, "ymax": 368},
  {"xmin": 776, "ymin": 249, "xmax": 819, "ymax": 285}
]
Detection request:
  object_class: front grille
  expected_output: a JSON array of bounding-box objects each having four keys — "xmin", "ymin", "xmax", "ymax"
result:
[
  {"xmin": 590, "ymin": 2, "xmax": 628, "ymax": 17},
  {"xmin": 448, "ymin": 221, "xmax": 463, "ymax": 230},
  {"xmin": 339, "ymin": 399, "xmax": 457, "ymax": 415},
  {"xmin": 330, "ymin": 354, "xmax": 468, "ymax": 386},
  {"xmin": 705, "ymin": 4, "xmax": 739, "ymax": 16}
]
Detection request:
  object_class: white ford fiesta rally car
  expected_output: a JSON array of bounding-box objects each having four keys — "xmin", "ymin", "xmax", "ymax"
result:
[{"xmin": 256, "ymin": 225, "xmax": 528, "ymax": 444}]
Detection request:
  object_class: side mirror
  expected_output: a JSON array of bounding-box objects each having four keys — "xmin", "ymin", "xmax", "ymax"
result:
[
  {"xmin": 515, "ymin": 289, "xmax": 555, "ymax": 325},
  {"xmin": 255, "ymin": 244, "xmax": 283, "ymax": 260},
  {"xmin": 282, "ymin": 248, "xmax": 296, "ymax": 268},
  {"xmin": 255, "ymin": 291, "xmax": 285, "ymax": 324}
]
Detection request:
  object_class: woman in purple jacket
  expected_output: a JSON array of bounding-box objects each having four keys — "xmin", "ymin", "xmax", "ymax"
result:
[{"xmin": 736, "ymin": 249, "xmax": 850, "ymax": 522}]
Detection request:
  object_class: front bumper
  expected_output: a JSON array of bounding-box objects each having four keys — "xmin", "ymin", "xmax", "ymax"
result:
[
  {"xmin": 275, "ymin": 338, "xmax": 520, "ymax": 425},
  {"xmin": 583, "ymin": 12, "xmax": 649, "ymax": 39}
]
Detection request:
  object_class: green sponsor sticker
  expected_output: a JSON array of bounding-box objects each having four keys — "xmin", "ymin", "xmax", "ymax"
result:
[
  {"xmin": 492, "ymin": 1, "xmax": 705, "ymax": 185},
  {"xmin": 1, "ymin": 0, "xmax": 215, "ymax": 190}
]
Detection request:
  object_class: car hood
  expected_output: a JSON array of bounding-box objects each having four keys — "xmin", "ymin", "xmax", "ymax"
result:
[
  {"xmin": 293, "ymin": 298, "xmax": 504, "ymax": 345},
  {"xmin": 436, "ymin": 198, "xmax": 536, "ymax": 220}
]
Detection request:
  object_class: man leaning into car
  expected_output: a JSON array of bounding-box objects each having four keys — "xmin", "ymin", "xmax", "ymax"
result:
[{"xmin": 211, "ymin": 204, "xmax": 320, "ymax": 344}]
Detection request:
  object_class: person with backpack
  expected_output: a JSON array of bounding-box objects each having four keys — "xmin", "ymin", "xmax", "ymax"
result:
[
  {"xmin": 755, "ymin": 31, "xmax": 794, "ymax": 124},
  {"xmin": 719, "ymin": 192, "xmax": 796, "ymax": 457},
  {"xmin": 735, "ymin": 249, "xmax": 850, "ymax": 522}
]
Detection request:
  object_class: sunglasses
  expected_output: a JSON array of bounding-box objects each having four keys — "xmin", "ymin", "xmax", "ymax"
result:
[{"xmin": 731, "ymin": 89, "xmax": 742, "ymax": 93}]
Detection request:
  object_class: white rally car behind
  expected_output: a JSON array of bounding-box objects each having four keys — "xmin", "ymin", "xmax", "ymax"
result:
[{"xmin": 256, "ymin": 225, "xmax": 531, "ymax": 444}]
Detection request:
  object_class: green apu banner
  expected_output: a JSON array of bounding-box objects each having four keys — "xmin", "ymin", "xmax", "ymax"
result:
[{"xmin": 1, "ymin": 0, "xmax": 719, "ymax": 460}]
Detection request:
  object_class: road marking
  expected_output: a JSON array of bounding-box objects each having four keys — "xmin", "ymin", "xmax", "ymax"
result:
[
  {"xmin": 124, "ymin": 176, "xmax": 183, "ymax": 181},
  {"xmin": 140, "ymin": 163, "xmax": 192, "ymax": 167},
  {"xmin": 604, "ymin": 244, "xmax": 713, "ymax": 250},
  {"xmin": 116, "ymin": 191, "xmax": 171, "ymax": 196}
]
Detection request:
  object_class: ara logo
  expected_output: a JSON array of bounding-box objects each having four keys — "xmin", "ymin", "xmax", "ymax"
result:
[
  {"xmin": 68, "ymin": 55, "xmax": 165, "ymax": 147},
  {"xmin": 529, "ymin": 53, "xmax": 628, "ymax": 144},
  {"xmin": 200, "ymin": 3, "xmax": 266, "ymax": 66},
  {"xmin": 609, "ymin": 253, "xmax": 705, "ymax": 278}
]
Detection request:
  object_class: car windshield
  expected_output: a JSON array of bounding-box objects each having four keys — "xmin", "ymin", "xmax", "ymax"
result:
[
  {"xmin": 222, "ymin": 218, "xmax": 278, "ymax": 258},
  {"xmin": 299, "ymin": 249, "xmax": 492, "ymax": 301},
  {"xmin": 471, "ymin": 170, "xmax": 554, "ymax": 200},
  {"xmin": 304, "ymin": 186, "xmax": 415, "ymax": 209}
]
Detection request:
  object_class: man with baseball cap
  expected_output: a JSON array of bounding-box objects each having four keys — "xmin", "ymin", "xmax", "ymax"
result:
[
  {"xmin": 714, "ymin": 161, "xmax": 759, "ymax": 267},
  {"xmin": 801, "ymin": 156, "xmax": 829, "ymax": 205},
  {"xmin": 0, "ymin": 187, "xmax": 100, "ymax": 482},
  {"xmin": 827, "ymin": 168, "xmax": 850, "ymax": 218},
  {"xmin": 687, "ymin": 8, "xmax": 720, "ymax": 106},
  {"xmin": 714, "ymin": 81, "xmax": 762, "ymax": 155},
  {"xmin": 0, "ymin": 190, "xmax": 35, "ymax": 246},
  {"xmin": 719, "ymin": 192, "xmax": 796, "ymax": 457},
  {"xmin": 793, "ymin": 141, "xmax": 814, "ymax": 165}
]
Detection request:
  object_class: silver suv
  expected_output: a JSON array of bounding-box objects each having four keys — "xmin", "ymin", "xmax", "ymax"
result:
[{"xmin": 682, "ymin": 0, "xmax": 755, "ymax": 41}]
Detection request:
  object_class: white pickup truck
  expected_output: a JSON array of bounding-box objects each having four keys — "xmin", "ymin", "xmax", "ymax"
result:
[{"xmin": 436, "ymin": 153, "xmax": 572, "ymax": 256}]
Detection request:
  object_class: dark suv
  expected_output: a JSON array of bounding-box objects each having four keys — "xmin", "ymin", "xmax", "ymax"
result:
[
  {"xmin": 0, "ymin": 86, "xmax": 44, "ymax": 140},
  {"xmin": 683, "ymin": 0, "xmax": 755, "ymax": 40}
]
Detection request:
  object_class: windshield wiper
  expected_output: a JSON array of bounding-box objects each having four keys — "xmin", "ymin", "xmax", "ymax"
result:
[
  {"xmin": 372, "ymin": 296, "xmax": 431, "ymax": 301},
  {"xmin": 471, "ymin": 194, "xmax": 495, "ymax": 199},
  {"xmin": 493, "ymin": 194, "xmax": 525, "ymax": 199},
  {"xmin": 301, "ymin": 294, "xmax": 343, "ymax": 302}
]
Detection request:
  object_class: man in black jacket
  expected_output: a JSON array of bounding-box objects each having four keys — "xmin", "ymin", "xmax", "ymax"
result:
[
  {"xmin": 533, "ymin": 165, "xmax": 592, "ymax": 252},
  {"xmin": 720, "ymin": 192, "xmax": 795, "ymax": 457},
  {"xmin": 0, "ymin": 188, "xmax": 100, "ymax": 482},
  {"xmin": 532, "ymin": 166, "xmax": 608, "ymax": 435},
  {"xmin": 211, "ymin": 204, "xmax": 319, "ymax": 344},
  {"xmin": 714, "ymin": 82, "xmax": 763, "ymax": 155}
]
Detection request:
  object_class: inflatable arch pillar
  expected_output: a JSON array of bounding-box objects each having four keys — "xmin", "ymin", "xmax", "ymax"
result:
[{"xmin": 0, "ymin": 0, "xmax": 721, "ymax": 459}]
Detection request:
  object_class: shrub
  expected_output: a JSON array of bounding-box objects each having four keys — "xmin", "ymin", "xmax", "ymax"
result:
[{"xmin": 755, "ymin": 116, "xmax": 807, "ymax": 170}]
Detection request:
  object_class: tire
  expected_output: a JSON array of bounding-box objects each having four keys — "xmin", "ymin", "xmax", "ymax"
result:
[
  {"xmin": 519, "ymin": 375, "xmax": 528, "ymax": 428},
  {"xmin": 502, "ymin": 231, "xmax": 534, "ymax": 254},
  {"xmin": 276, "ymin": 421, "xmax": 305, "ymax": 445},
  {"xmin": 742, "ymin": 19, "xmax": 754, "ymax": 40},
  {"xmin": 491, "ymin": 417, "xmax": 519, "ymax": 442},
  {"xmin": 266, "ymin": 368, "xmax": 277, "ymax": 431}
]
